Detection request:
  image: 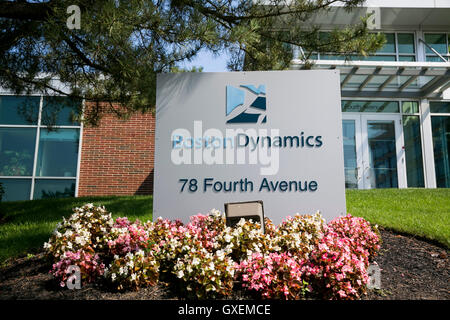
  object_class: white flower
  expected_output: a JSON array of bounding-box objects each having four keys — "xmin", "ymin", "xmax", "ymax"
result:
[
  {"xmin": 136, "ymin": 250, "xmax": 144, "ymax": 257},
  {"xmin": 224, "ymin": 234, "xmax": 232, "ymax": 243},
  {"xmin": 176, "ymin": 270, "xmax": 184, "ymax": 278},
  {"xmin": 111, "ymin": 273, "xmax": 117, "ymax": 281},
  {"xmin": 192, "ymin": 257, "xmax": 200, "ymax": 266},
  {"xmin": 216, "ymin": 250, "xmax": 225, "ymax": 260},
  {"xmin": 237, "ymin": 218, "xmax": 246, "ymax": 227},
  {"xmin": 131, "ymin": 273, "xmax": 137, "ymax": 281}
]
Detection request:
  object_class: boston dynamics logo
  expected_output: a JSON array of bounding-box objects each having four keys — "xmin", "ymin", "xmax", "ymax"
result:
[{"xmin": 226, "ymin": 85, "xmax": 267, "ymax": 124}]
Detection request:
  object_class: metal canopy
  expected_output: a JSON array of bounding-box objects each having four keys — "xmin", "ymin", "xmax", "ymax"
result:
[{"xmin": 290, "ymin": 60, "xmax": 450, "ymax": 99}]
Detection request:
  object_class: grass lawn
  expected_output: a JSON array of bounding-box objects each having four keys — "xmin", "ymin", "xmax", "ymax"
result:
[
  {"xmin": 346, "ymin": 189, "xmax": 450, "ymax": 248},
  {"xmin": 0, "ymin": 189, "xmax": 448, "ymax": 262}
]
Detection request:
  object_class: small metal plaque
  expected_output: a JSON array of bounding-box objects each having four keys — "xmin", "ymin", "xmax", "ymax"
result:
[{"xmin": 224, "ymin": 200, "xmax": 265, "ymax": 233}]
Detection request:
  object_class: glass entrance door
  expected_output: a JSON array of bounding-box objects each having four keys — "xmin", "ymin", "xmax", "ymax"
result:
[{"xmin": 342, "ymin": 114, "xmax": 406, "ymax": 189}]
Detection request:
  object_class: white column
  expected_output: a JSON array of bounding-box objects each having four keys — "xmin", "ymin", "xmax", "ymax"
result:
[
  {"xmin": 416, "ymin": 30, "xmax": 426, "ymax": 63},
  {"xmin": 74, "ymin": 99, "xmax": 85, "ymax": 198},
  {"xmin": 420, "ymin": 99, "xmax": 437, "ymax": 188}
]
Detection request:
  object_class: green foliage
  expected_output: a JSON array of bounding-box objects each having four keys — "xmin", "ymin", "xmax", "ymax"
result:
[
  {"xmin": 0, "ymin": 182, "xmax": 4, "ymax": 202},
  {"xmin": 170, "ymin": 66, "xmax": 204, "ymax": 73},
  {"xmin": 0, "ymin": 0, "xmax": 384, "ymax": 124}
]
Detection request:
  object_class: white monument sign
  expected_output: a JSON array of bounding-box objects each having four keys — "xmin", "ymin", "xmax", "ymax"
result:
[{"xmin": 154, "ymin": 70, "xmax": 346, "ymax": 223}]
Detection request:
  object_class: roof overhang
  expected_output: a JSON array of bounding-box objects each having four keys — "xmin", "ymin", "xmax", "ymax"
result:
[
  {"xmin": 291, "ymin": 60, "xmax": 450, "ymax": 99},
  {"xmin": 303, "ymin": 2, "xmax": 450, "ymax": 30}
]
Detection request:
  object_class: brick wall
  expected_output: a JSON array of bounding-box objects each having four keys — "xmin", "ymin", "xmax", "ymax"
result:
[{"xmin": 78, "ymin": 107, "xmax": 155, "ymax": 196}]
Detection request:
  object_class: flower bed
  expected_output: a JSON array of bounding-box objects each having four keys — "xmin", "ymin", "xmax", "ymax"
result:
[{"xmin": 44, "ymin": 204, "xmax": 381, "ymax": 300}]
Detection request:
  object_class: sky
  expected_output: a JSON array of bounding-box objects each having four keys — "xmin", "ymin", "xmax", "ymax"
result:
[{"xmin": 180, "ymin": 49, "xmax": 230, "ymax": 72}]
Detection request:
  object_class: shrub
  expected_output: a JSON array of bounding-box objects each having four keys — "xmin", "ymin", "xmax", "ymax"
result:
[
  {"xmin": 106, "ymin": 218, "xmax": 151, "ymax": 255},
  {"xmin": 44, "ymin": 205, "xmax": 381, "ymax": 300},
  {"xmin": 50, "ymin": 248, "xmax": 105, "ymax": 287},
  {"xmin": 185, "ymin": 210, "xmax": 226, "ymax": 250},
  {"xmin": 308, "ymin": 230, "xmax": 370, "ymax": 300},
  {"xmin": 155, "ymin": 210, "xmax": 236, "ymax": 298},
  {"xmin": 327, "ymin": 214, "xmax": 381, "ymax": 259},
  {"xmin": 274, "ymin": 212, "xmax": 325, "ymax": 259},
  {"xmin": 173, "ymin": 246, "xmax": 236, "ymax": 298},
  {"xmin": 237, "ymin": 252, "xmax": 311, "ymax": 299},
  {"xmin": 104, "ymin": 249, "xmax": 160, "ymax": 291},
  {"xmin": 150, "ymin": 217, "xmax": 188, "ymax": 274},
  {"xmin": 44, "ymin": 203, "xmax": 114, "ymax": 261},
  {"xmin": 217, "ymin": 218, "xmax": 270, "ymax": 262}
]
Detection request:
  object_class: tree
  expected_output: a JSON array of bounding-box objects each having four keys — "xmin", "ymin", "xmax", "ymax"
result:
[{"xmin": 0, "ymin": 0, "xmax": 384, "ymax": 124}]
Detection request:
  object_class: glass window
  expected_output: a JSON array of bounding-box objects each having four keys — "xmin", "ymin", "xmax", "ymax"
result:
[
  {"xmin": 0, "ymin": 95, "xmax": 81, "ymax": 202},
  {"xmin": 402, "ymin": 101, "xmax": 419, "ymax": 114},
  {"xmin": 398, "ymin": 33, "xmax": 415, "ymax": 54},
  {"xmin": 425, "ymin": 33, "xmax": 448, "ymax": 55},
  {"xmin": 41, "ymin": 96, "xmax": 81, "ymax": 126},
  {"xmin": 377, "ymin": 33, "xmax": 396, "ymax": 54},
  {"xmin": 431, "ymin": 116, "xmax": 450, "ymax": 188},
  {"xmin": 359, "ymin": 55, "xmax": 396, "ymax": 62},
  {"xmin": 342, "ymin": 101, "xmax": 399, "ymax": 113},
  {"xmin": 314, "ymin": 32, "xmax": 416, "ymax": 62},
  {"xmin": 35, "ymin": 129, "xmax": 79, "ymax": 177},
  {"xmin": 345, "ymin": 75, "xmax": 369, "ymax": 87},
  {"xmin": 426, "ymin": 56, "xmax": 446, "ymax": 62},
  {"xmin": 366, "ymin": 75, "xmax": 389, "ymax": 87},
  {"xmin": 367, "ymin": 121, "xmax": 398, "ymax": 188},
  {"xmin": 320, "ymin": 54, "xmax": 346, "ymax": 60},
  {"xmin": 0, "ymin": 96, "xmax": 40, "ymax": 125},
  {"xmin": 342, "ymin": 120, "xmax": 358, "ymax": 189},
  {"xmin": 0, "ymin": 128, "xmax": 36, "ymax": 176},
  {"xmin": 0, "ymin": 179, "xmax": 31, "ymax": 201},
  {"xmin": 398, "ymin": 56, "xmax": 415, "ymax": 62},
  {"xmin": 403, "ymin": 116, "xmax": 425, "ymax": 187},
  {"xmin": 33, "ymin": 179, "xmax": 75, "ymax": 199},
  {"xmin": 430, "ymin": 102, "xmax": 450, "ymax": 114}
]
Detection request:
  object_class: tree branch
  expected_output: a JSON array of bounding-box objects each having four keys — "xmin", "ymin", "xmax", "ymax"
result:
[{"xmin": 0, "ymin": 1, "xmax": 54, "ymax": 21}]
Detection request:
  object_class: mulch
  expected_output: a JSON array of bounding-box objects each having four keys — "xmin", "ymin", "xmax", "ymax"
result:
[{"xmin": 0, "ymin": 229, "xmax": 448, "ymax": 300}]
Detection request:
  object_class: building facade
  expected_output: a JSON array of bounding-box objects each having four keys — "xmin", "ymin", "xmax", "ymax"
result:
[
  {"xmin": 291, "ymin": 0, "xmax": 450, "ymax": 189},
  {"xmin": 0, "ymin": 1, "xmax": 449, "ymax": 201}
]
